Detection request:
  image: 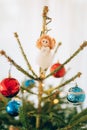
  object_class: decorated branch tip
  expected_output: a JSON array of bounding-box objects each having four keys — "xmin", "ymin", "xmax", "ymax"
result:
[{"xmin": 36, "ymin": 6, "xmax": 57, "ymax": 71}]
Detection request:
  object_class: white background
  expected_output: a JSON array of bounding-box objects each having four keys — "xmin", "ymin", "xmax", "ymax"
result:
[{"xmin": 0, "ymin": 0, "xmax": 87, "ymax": 107}]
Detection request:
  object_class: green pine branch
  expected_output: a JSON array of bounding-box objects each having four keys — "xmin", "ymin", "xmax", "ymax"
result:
[
  {"xmin": 14, "ymin": 32, "xmax": 38, "ymax": 78},
  {"xmin": 45, "ymin": 41, "xmax": 87, "ymax": 79},
  {"xmin": 69, "ymin": 108, "xmax": 87, "ymax": 124},
  {"xmin": 0, "ymin": 50, "xmax": 36, "ymax": 79},
  {"xmin": 59, "ymin": 109, "xmax": 87, "ymax": 130}
]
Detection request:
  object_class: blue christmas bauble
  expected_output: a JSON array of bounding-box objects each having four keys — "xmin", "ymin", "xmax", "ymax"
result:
[
  {"xmin": 6, "ymin": 100, "xmax": 21, "ymax": 116},
  {"xmin": 24, "ymin": 79, "xmax": 35, "ymax": 87},
  {"xmin": 67, "ymin": 86, "xmax": 86, "ymax": 105}
]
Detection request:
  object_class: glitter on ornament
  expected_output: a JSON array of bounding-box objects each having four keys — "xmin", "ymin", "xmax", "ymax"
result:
[
  {"xmin": 0, "ymin": 78, "xmax": 20, "ymax": 98},
  {"xmin": 50, "ymin": 62, "xmax": 66, "ymax": 78},
  {"xmin": 6, "ymin": 100, "xmax": 22, "ymax": 116},
  {"xmin": 24, "ymin": 79, "xmax": 35, "ymax": 87},
  {"xmin": 67, "ymin": 86, "xmax": 86, "ymax": 105}
]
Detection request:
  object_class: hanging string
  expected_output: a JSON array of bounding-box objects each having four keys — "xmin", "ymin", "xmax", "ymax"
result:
[{"xmin": 8, "ymin": 63, "xmax": 12, "ymax": 78}]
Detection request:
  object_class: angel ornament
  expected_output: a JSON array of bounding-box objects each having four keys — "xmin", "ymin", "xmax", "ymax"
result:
[{"xmin": 36, "ymin": 34, "xmax": 56, "ymax": 70}]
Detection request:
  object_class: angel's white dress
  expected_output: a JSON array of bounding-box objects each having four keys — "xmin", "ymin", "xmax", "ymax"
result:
[{"xmin": 37, "ymin": 47, "xmax": 53, "ymax": 69}]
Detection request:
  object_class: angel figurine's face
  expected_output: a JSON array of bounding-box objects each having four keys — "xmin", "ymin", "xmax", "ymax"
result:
[
  {"xmin": 36, "ymin": 34, "xmax": 56, "ymax": 50},
  {"xmin": 41, "ymin": 38, "xmax": 50, "ymax": 47}
]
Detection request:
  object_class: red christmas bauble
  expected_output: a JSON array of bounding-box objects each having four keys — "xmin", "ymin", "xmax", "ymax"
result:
[
  {"xmin": 0, "ymin": 78, "xmax": 20, "ymax": 98},
  {"xmin": 50, "ymin": 63, "xmax": 66, "ymax": 78}
]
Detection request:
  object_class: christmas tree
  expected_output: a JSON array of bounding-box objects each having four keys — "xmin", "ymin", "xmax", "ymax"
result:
[{"xmin": 0, "ymin": 6, "xmax": 87, "ymax": 130}]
